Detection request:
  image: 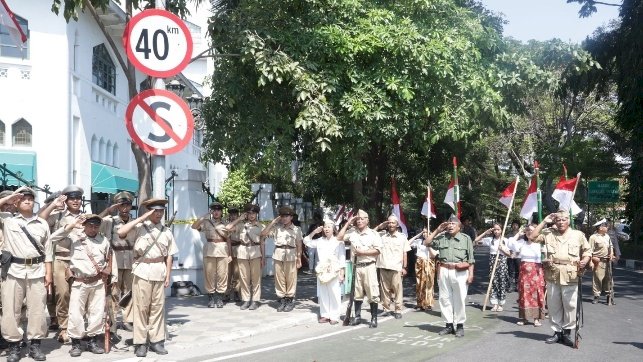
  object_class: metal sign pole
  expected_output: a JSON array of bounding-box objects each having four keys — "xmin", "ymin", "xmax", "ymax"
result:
[{"xmin": 152, "ymin": 0, "xmax": 166, "ymax": 200}]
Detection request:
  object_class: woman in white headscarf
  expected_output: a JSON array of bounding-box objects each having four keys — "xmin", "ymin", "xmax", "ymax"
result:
[{"xmin": 303, "ymin": 220, "xmax": 346, "ymax": 324}]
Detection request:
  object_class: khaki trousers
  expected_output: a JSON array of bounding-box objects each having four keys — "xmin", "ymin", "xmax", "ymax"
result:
[
  {"xmin": 112, "ymin": 268, "xmax": 133, "ymax": 324},
  {"xmin": 204, "ymin": 256, "xmax": 229, "ymax": 294},
  {"xmin": 438, "ymin": 267, "xmax": 469, "ymax": 324},
  {"xmin": 68, "ymin": 283, "xmax": 105, "ymax": 338},
  {"xmin": 132, "ymin": 276, "xmax": 166, "ymax": 344},
  {"xmin": 1, "ymin": 275, "xmax": 47, "ymax": 342},
  {"xmin": 547, "ymin": 282, "xmax": 578, "ymax": 331},
  {"xmin": 238, "ymin": 258, "xmax": 262, "ymax": 301},
  {"xmin": 53, "ymin": 259, "xmax": 71, "ymax": 329},
  {"xmin": 379, "ymin": 268, "xmax": 403, "ymax": 312},
  {"xmin": 592, "ymin": 261, "xmax": 612, "ymax": 296},
  {"xmin": 354, "ymin": 264, "xmax": 380, "ymax": 303},
  {"xmin": 274, "ymin": 260, "xmax": 297, "ymax": 298},
  {"xmin": 226, "ymin": 258, "xmax": 240, "ymax": 296}
]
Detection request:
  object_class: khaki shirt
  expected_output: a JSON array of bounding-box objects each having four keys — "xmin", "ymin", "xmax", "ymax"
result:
[
  {"xmin": 432, "ymin": 232, "xmax": 475, "ymax": 264},
  {"xmin": 271, "ymin": 224, "xmax": 303, "ymax": 262},
  {"xmin": 377, "ymin": 231, "xmax": 411, "ymax": 271},
  {"xmin": 345, "ymin": 227, "xmax": 382, "ymax": 263},
  {"xmin": 234, "ymin": 221, "xmax": 263, "ymax": 260},
  {"xmin": 228, "ymin": 220, "xmax": 243, "ymax": 257},
  {"xmin": 50, "ymin": 228, "xmax": 118, "ymax": 287},
  {"xmin": 536, "ymin": 228, "xmax": 590, "ymax": 285},
  {"xmin": 101, "ymin": 215, "xmax": 136, "ymax": 269},
  {"xmin": 47, "ymin": 209, "xmax": 83, "ymax": 261},
  {"xmin": 589, "ymin": 233, "xmax": 611, "ymax": 258},
  {"xmin": 0, "ymin": 213, "xmax": 53, "ymax": 279},
  {"xmin": 132, "ymin": 221, "xmax": 178, "ymax": 282},
  {"xmin": 198, "ymin": 219, "xmax": 229, "ymax": 258}
]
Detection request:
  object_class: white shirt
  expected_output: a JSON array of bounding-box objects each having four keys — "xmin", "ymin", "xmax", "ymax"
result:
[
  {"xmin": 509, "ymin": 237, "xmax": 542, "ymax": 263},
  {"xmin": 303, "ymin": 236, "xmax": 346, "ymax": 266},
  {"xmin": 479, "ymin": 236, "xmax": 509, "ymax": 255},
  {"xmin": 410, "ymin": 237, "xmax": 429, "ymax": 259}
]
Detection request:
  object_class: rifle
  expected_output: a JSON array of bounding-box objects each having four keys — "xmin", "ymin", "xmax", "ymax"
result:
[
  {"xmin": 607, "ymin": 243, "xmax": 615, "ymax": 306},
  {"xmin": 343, "ymin": 254, "xmax": 357, "ymax": 326},
  {"xmin": 574, "ymin": 264, "xmax": 585, "ymax": 349},
  {"xmin": 103, "ymin": 248, "xmax": 114, "ymax": 353}
]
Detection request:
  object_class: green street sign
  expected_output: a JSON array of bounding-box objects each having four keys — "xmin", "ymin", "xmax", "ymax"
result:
[{"xmin": 587, "ymin": 180, "xmax": 619, "ymax": 204}]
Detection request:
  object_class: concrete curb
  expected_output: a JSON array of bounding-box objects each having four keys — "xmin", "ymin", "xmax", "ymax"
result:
[{"xmin": 617, "ymin": 258, "xmax": 643, "ymax": 270}]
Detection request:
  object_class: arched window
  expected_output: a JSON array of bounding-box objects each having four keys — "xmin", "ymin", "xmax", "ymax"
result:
[
  {"xmin": 112, "ymin": 143, "xmax": 119, "ymax": 167},
  {"xmin": 92, "ymin": 44, "xmax": 115, "ymax": 94},
  {"xmin": 91, "ymin": 135, "xmax": 98, "ymax": 161},
  {"xmin": 106, "ymin": 141, "xmax": 113, "ymax": 165},
  {"xmin": 12, "ymin": 118, "xmax": 32, "ymax": 146},
  {"xmin": 0, "ymin": 120, "xmax": 5, "ymax": 145},
  {"xmin": 99, "ymin": 137, "xmax": 105, "ymax": 163},
  {"xmin": 0, "ymin": 14, "xmax": 29, "ymax": 58}
]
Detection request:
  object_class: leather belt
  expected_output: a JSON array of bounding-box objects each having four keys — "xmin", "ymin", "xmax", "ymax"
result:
[
  {"xmin": 274, "ymin": 245, "xmax": 295, "ymax": 249},
  {"xmin": 207, "ymin": 239, "xmax": 226, "ymax": 243},
  {"xmin": 112, "ymin": 245, "xmax": 133, "ymax": 251},
  {"xmin": 355, "ymin": 261, "xmax": 375, "ymax": 267},
  {"xmin": 11, "ymin": 256, "xmax": 45, "ymax": 266},
  {"xmin": 231, "ymin": 242, "xmax": 242, "ymax": 246},
  {"xmin": 552, "ymin": 259, "xmax": 577, "ymax": 265},
  {"xmin": 137, "ymin": 256, "xmax": 166, "ymax": 263},
  {"xmin": 440, "ymin": 262, "xmax": 470, "ymax": 271},
  {"xmin": 55, "ymin": 251, "xmax": 71, "ymax": 257},
  {"xmin": 73, "ymin": 274, "xmax": 103, "ymax": 284},
  {"xmin": 242, "ymin": 242, "xmax": 261, "ymax": 246}
]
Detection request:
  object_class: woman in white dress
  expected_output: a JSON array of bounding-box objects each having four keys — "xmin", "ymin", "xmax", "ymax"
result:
[{"xmin": 303, "ymin": 220, "xmax": 346, "ymax": 324}]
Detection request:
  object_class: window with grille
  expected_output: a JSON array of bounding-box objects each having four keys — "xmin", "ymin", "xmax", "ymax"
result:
[
  {"xmin": 92, "ymin": 44, "xmax": 115, "ymax": 94},
  {"xmin": 0, "ymin": 121, "xmax": 5, "ymax": 145},
  {"xmin": 12, "ymin": 118, "xmax": 32, "ymax": 146},
  {"xmin": 0, "ymin": 14, "xmax": 29, "ymax": 59}
]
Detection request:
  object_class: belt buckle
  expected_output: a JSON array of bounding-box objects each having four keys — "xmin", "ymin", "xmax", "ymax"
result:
[{"xmin": 24, "ymin": 258, "xmax": 32, "ymax": 267}]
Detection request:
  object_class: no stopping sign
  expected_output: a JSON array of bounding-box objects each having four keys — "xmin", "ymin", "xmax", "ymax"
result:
[{"xmin": 123, "ymin": 9, "xmax": 193, "ymax": 78}]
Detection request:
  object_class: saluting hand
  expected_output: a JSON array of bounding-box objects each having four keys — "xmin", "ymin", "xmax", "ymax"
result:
[
  {"xmin": 143, "ymin": 209, "xmax": 156, "ymax": 219},
  {"xmin": 437, "ymin": 222, "xmax": 448, "ymax": 232},
  {"xmin": 543, "ymin": 213, "xmax": 557, "ymax": 224},
  {"xmin": 53, "ymin": 195, "xmax": 67, "ymax": 208}
]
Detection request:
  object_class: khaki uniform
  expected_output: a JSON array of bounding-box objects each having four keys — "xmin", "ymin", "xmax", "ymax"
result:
[
  {"xmin": 234, "ymin": 221, "xmax": 264, "ymax": 302},
  {"xmin": 101, "ymin": 215, "xmax": 136, "ymax": 324},
  {"xmin": 131, "ymin": 221, "xmax": 178, "ymax": 345},
  {"xmin": 271, "ymin": 224, "xmax": 302, "ymax": 298},
  {"xmin": 536, "ymin": 228, "xmax": 590, "ymax": 332},
  {"xmin": 345, "ymin": 228, "xmax": 382, "ymax": 303},
  {"xmin": 589, "ymin": 233, "xmax": 612, "ymax": 297},
  {"xmin": 0, "ymin": 213, "xmax": 53, "ymax": 342},
  {"xmin": 432, "ymin": 232, "xmax": 475, "ymax": 325},
  {"xmin": 226, "ymin": 221, "xmax": 242, "ymax": 298},
  {"xmin": 47, "ymin": 209, "xmax": 82, "ymax": 330},
  {"xmin": 198, "ymin": 220, "xmax": 229, "ymax": 294},
  {"xmin": 377, "ymin": 231, "xmax": 411, "ymax": 313},
  {"xmin": 50, "ymin": 228, "xmax": 118, "ymax": 339}
]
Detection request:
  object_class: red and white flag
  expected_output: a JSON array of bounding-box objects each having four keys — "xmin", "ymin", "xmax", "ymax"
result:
[
  {"xmin": 553, "ymin": 174, "xmax": 583, "ymax": 215},
  {"xmin": 421, "ymin": 188, "xmax": 437, "ymax": 219},
  {"xmin": 498, "ymin": 179, "xmax": 517, "ymax": 209},
  {"xmin": 391, "ymin": 178, "xmax": 408, "ymax": 236},
  {"xmin": 520, "ymin": 175, "xmax": 538, "ymax": 220},
  {"xmin": 333, "ymin": 205, "xmax": 345, "ymax": 222},
  {"xmin": 443, "ymin": 178, "xmax": 460, "ymax": 213},
  {"xmin": 0, "ymin": 0, "xmax": 27, "ymax": 51}
]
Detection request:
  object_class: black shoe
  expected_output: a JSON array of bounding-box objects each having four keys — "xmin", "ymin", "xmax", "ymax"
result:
[
  {"xmin": 283, "ymin": 298, "xmax": 295, "ymax": 312},
  {"xmin": 369, "ymin": 303, "xmax": 378, "ymax": 328},
  {"xmin": 216, "ymin": 293, "xmax": 224, "ymax": 308},
  {"xmin": 86, "ymin": 337, "xmax": 104, "ymax": 354},
  {"xmin": 28, "ymin": 340, "xmax": 46, "ymax": 361},
  {"xmin": 438, "ymin": 324, "xmax": 454, "ymax": 336},
  {"xmin": 351, "ymin": 301, "xmax": 363, "ymax": 326},
  {"xmin": 134, "ymin": 344, "xmax": 147, "ymax": 357},
  {"xmin": 592, "ymin": 296, "xmax": 599, "ymax": 304},
  {"xmin": 0, "ymin": 335, "xmax": 9, "ymax": 350},
  {"xmin": 207, "ymin": 293, "xmax": 215, "ymax": 308},
  {"xmin": 561, "ymin": 329, "xmax": 574, "ymax": 347},
  {"xmin": 248, "ymin": 301, "xmax": 259, "ymax": 310},
  {"xmin": 276, "ymin": 298, "xmax": 287, "ymax": 312},
  {"xmin": 394, "ymin": 313, "xmax": 402, "ymax": 319},
  {"xmin": 69, "ymin": 339, "xmax": 82, "ymax": 357},
  {"xmin": 121, "ymin": 322, "xmax": 134, "ymax": 332},
  {"xmin": 545, "ymin": 332, "xmax": 561, "ymax": 344},
  {"xmin": 149, "ymin": 341, "xmax": 168, "ymax": 355},
  {"xmin": 7, "ymin": 342, "xmax": 21, "ymax": 362},
  {"xmin": 455, "ymin": 324, "xmax": 464, "ymax": 337},
  {"xmin": 350, "ymin": 316, "xmax": 362, "ymax": 326},
  {"xmin": 240, "ymin": 301, "xmax": 251, "ymax": 310}
]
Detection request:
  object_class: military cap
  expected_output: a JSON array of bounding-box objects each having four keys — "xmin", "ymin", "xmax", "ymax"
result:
[
  {"xmin": 16, "ymin": 187, "xmax": 36, "ymax": 198},
  {"xmin": 44, "ymin": 191, "xmax": 61, "ymax": 204},
  {"xmin": 113, "ymin": 191, "xmax": 134, "ymax": 204},
  {"xmin": 228, "ymin": 206, "xmax": 239, "ymax": 214},
  {"xmin": 593, "ymin": 218, "xmax": 608, "ymax": 228},
  {"xmin": 83, "ymin": 214, "xmax": 102, "ymax": 226},
  {"xmin": 62, "ymin": 185, "xmax": 84, "ymax": 198},
  {"xmin": 0, "ymin": 190, "xmax": 14, "ymax": 199},
  {"xmin": 356, "ymin": 209, "xmax": 368, "ymax": 218},
  {"xmin": 140, "ymin": 197, "xmax": 168, "ymax": 210},
  {"xmin": 209, "ymin": 202, "xmax": 224, "ymax": 210},
  {"xmin": 244, "ymin": 203, "xmax": 260, "ymax": 213},
  {"xmin": 278, "ymin": 206, "xmax": 295, "ymax": 216},
  {"xmin": 447, "ymin": 214, "xmax": 461, "ymax": 223}
]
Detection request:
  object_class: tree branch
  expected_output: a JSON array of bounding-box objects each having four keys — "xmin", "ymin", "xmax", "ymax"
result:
[
  {"xmin": 84, "ymin": 0, "xmax": 129, "ymax": 76},
  {"xmin": 189, "ymin": 47, "xmax": 240, "ymax": 63}
]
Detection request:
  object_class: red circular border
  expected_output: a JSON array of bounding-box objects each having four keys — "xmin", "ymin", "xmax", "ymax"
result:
[
  {"xmin": 123, "ymin": 9, "xmax": 193, "ymax": 78},
  {"xmin": 125, "ymin": 89, "xmax": 195, "ymax": 156}
]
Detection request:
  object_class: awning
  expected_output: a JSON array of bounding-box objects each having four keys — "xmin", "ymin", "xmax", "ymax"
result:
[
  {"xmin": 0, "ymin": 150, "xmax": 37, "ymax": 187},
  {"xmin": 91, "ymin": 162, "xmax": 139, "ymax": 194}
]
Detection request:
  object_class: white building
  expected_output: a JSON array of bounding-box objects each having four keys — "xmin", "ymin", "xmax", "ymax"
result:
[{"xmin": 0, "ymin": 0, "xmax": 227, "ymax": 291}]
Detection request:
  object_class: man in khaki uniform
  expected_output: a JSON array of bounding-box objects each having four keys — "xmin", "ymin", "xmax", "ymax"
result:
[
  {"xmin": 117, "ymin": 198, "xmax": 177, "ymax": 357},
  {"xmin": 99, "ymin": 191, "xmax": 136, "ymax": 330},
  {"xmin": 533, "ymin": 211, "xmax": 590, "ymax": 347},
  {"xmin": 261, "ymin": 206, "xmax": 303, "ymax": 312},
  {"xmin": 375, "ymin": 215, "xmax": 411, "ymax": 319},
  {"xmin": 50, "ymin": 214, "xmax": 118, "ymax": 357},
  {"xmin": 38, "ymin": 185, "xmax": 85, "ymax": 343},
  {"xmin": 0, "ymin": 188, "xmax": 53, "ymax": 362},
  {"xmin": 226, "ymin": 204, "xmax": 265, "ymax": 310},
  {"xmin": 337, "ymin": 209, "xmax": 382, "ymax": 328},
  {"xmin": 191, "ymin": 202, "xmax": 231, "ymax": 308},
  {"xmin": 224, "ymin": 207, "xmax": 241, "ymax": 303},
  {"xmin": 589, "ymin": 218, "xmax": 615, "ymax": 305}
]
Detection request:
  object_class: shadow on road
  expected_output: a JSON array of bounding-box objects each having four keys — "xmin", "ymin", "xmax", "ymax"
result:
[{"xmin": 613, "ymin": 341, "xmax": 643, "ymax": 349}]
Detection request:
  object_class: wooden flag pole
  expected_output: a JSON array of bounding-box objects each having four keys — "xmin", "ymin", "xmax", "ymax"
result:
[
  {"xmin": 569, "ymin": 172, "xmax": 581, "ymax": 229},
  {"xmin": 453, "ymin": 157, "xmax": 459, "ymax": 218},
  {"xmin": 482, "ymin": 176, "xmax": 520, "ymax": 312},
  {"xmin": 427, "ymin": 183, "xmax": 431, "ymax": 232}
]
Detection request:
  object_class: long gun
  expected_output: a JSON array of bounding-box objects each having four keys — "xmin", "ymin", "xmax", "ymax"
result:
[
  {"xmin": 343, "ymin": 254, "xmax": 357, "ymax": 326},
  {"xmin": 607, "ymin": 242, "xmax": 615, "ymax": 306},
  {"xmin": 103, "ymin": 249, "xmax": 114, "ymax": 353},
  {"xmin": 574, "ymin": 265, "xmax": 584, "ymax": 349}
]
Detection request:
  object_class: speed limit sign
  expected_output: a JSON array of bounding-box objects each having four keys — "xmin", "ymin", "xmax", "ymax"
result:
[{"xmin": 123, "ymin": 9, "xmax": 193, "ymax": 78}]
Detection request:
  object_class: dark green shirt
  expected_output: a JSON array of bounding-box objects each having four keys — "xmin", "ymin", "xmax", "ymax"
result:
[{"xmin": 433, "ymin": 232, "xmax": 475, "ymax": 264}]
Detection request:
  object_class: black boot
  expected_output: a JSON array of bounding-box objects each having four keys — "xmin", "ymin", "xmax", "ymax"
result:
[
  {"xmin": 438, "ymin": 323, "xmax": 454, "ymax": 336},
  {"xmin": 455, "ymin": 324, "xmax": 464, "ymax": 337},
  {"xmin": 7, "ymin": 342, "xmax": 21, "ymax": 362},
  {"xmin": 545, "ymin": 331, "xmax": 561, "ymax": 344},
  {"xmin": 134, "ymin": 344, "xmax": 147, "ymax": 357},
  {"xmin": 0, "ymin": 334, "xmax": 9, "ymax": 350},
  {"xmin": 28, "ymin": 340, "xmax": 46, "ymax": 361},
  {"xmin": 86, "ymin": 336, "xmax": 105, "ymax": 354},
  {"xmin": 149, "ymin": 340, "xmax": 168, "ymax": 355},
  {"xmin": 350, "ymin": 301, "xmax": 363, "ymax": 326},
  {"xmin": 561, "ymin": 329, "xmax": 574, "ymax": 347},
  {"xmin": 369, "ymin": 303, "xmax": 378, "ymax": 328},
  {"xmin": 277, "ymin": 298, "xmax": 287, "ymax": 312},
  {"xmin": 283, "ymin": 297, "xmax": 295, "ymax": 312},
  {"xmin": 207, "ymin": 293, "xmax": 215, "ymax": 308},
  {"xmin": 69, "ymin": 338, "xmax": 82, "ymax": 357},
  {"xmin": 248, "ymin": 301, "xmax": 259, "ymax": 310},
  {"xmin": 240, "ymin": 300, "xmax": 251, "ymax": 310},
  {"xmin": 216, "ymin": 293, "xmax": 224, "ymax": 308}
]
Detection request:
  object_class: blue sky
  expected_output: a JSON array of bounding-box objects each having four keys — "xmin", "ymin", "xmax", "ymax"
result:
[{"xmin": 480, "ymin": 0, "xmax": 621, "ymax": 42}]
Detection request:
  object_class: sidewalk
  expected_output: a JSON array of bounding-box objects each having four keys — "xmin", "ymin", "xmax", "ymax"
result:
[{"xmin": 617, "ymin": 258, "xmax": 643, "ymax": 270}]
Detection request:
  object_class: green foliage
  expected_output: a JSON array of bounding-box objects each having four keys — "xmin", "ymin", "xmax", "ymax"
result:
[
  {"xmin": 51, "ymin": 0, "xmax": 197, "ymax": 22},
  {"xmin": 216, "ymin": 168, "xmax": 253, "ymax": 208}
]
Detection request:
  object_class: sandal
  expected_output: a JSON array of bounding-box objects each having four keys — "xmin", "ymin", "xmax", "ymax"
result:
[
  {"xmin": 534, "ymin": 320, "xmax": 542, "ymax": 327},
  {"xmin": 516, "ymin": 320, "xmax": 526, "ymax": 326},
  {"xmin": 497, "ymin": 306, "xmax": 503, "ymax": 312},
  {"xmin": 490, "ymin": 305, "xmax": 498, "ymax": 312}
]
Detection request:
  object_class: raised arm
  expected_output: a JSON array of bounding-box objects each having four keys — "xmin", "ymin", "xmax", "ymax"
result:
[
  {"xmin": 38, "ymin": 194, "xmax": 67, "ymax": 220},
  {"xmin": 118, "ymin": 209, "xmax": 154, "ymax": 238},
  {"xmin": 260, "ymin": 215, "xmax": 281, "ymax": 238},
  {"xmin": 424, "ymin": 222, "xmax": 447, "ymax": 246},
  {"xmin": 336, "ymin": 216, "xmax": 357, "ymax": 241},
  {"xmin": 190, "ymin": 212, "xmax": 212, "ymax": 230},
  {"xmin": 225, "ymin": 212, "xmax": 246, "ymax": 231},
  {"xmin": 531, "ymin": 213, "xmax": 557, "ymax": 239}
]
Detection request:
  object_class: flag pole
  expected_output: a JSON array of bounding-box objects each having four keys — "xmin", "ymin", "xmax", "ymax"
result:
[
  {"xmin": 427, "ymin": 183, "xmax": 431, "ymax": 233},
  {"xmin": 569, "ymin": 172, "xmax": 582, "ymax": 229},
  {"xmin": 453, "ymin": 156, "xmax": 459, "ymax": 219},
  {"xmin": 482, "ymin": 176, "xmax": 520, "ymax": 312},
  {"xmin": 535, "ymin": 161, "xmax": 542, "ymax": 223}
]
